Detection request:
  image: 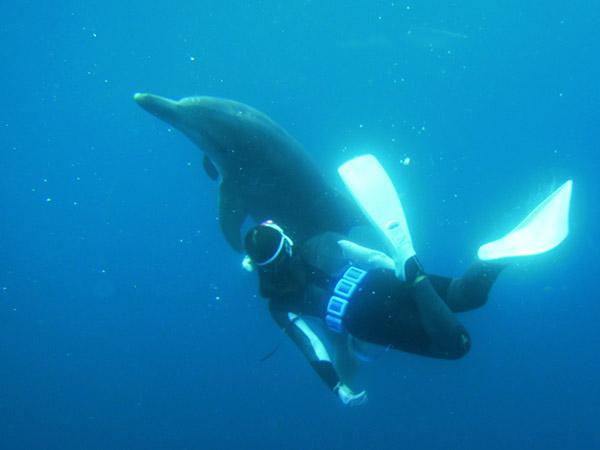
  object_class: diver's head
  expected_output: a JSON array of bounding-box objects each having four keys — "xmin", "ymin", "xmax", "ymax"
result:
[{"xmin": 243, "ymin": 220, "xmax": 294, "ymax": 270}]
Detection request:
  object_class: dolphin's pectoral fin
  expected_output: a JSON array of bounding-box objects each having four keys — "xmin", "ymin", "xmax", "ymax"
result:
[
  {"xmin": 203, "ymin": 155, "xmax": 220, "ymax": 181},
  {"xmin": 218, "ymin": 181, "xmax": 248, "ymax": 252}
]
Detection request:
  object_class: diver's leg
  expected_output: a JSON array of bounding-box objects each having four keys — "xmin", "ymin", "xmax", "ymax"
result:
[
  {"xmin": 438, "ymin": 180, "xmax": 572, "ymax": 312},
  {"xmin": 445, "ymin": 261, "xmax": 506, "ymax": 312},
  {"xmin": 338, "ymin": 155, "xmax": 469, "ymax": 358},
  {"xmin": 427, "ymin": 261, "xmax": 506, "ymax": 313},
  {"xmin": 405, "ymin": 257, "xmax": 471, "ymax": 359}
]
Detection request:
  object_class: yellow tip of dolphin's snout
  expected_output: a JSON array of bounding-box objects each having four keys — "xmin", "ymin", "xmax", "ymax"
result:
[{"xmin": 133, "ymin": 92, "xmax": 147, "ymax": 103}]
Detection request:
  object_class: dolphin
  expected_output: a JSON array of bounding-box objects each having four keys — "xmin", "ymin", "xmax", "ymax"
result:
[{"xmin": 133, "ymin": 93, "xmax": 366, "ymax": 252}]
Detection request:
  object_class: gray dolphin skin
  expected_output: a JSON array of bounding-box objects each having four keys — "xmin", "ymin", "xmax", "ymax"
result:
[{"xmin": 133, "ymin": 93, "xmax": 365, "ymax": 252}]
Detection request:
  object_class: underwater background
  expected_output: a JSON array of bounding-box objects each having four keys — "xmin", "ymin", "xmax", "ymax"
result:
[{"xmin": 1, "ymin": 1, "xmax": 599, "ymax": 448}]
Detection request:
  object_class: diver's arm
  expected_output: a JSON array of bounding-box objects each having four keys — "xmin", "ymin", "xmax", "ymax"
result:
[
  {"xmin": 269, "ymin": 307, "xmax": 339, "ymax": 390},
  {"xmin": 269, "ymin": 306, "xmax": 367, "ymax": 406},
  {"xmin": 337, "ymin": 239, "xmax": 395, "ymax": 271}
]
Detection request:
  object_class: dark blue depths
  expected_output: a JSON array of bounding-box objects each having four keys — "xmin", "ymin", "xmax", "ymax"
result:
[{"xmin": 0, "ymin": 1, "xmax": 599, "ymax": 449}]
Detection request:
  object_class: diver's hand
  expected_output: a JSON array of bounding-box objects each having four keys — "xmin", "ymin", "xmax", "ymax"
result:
[
  {"xmin": 334, "ymin": 382, "xmax": 368, "ymax": 407},
  {"xmin": 337, "ymin": 240, "xmax": 395, "ymax": 271}
]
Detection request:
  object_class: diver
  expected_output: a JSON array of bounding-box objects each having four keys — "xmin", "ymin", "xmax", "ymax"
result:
[{"xmin": 243, "ymin": 155, "xmax": 572, "ymax": 408}]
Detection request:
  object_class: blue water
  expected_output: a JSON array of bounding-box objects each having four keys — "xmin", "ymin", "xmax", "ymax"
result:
[{"xmin": 1, "ymin": 1, "xmax": 599, "ymax": 448}]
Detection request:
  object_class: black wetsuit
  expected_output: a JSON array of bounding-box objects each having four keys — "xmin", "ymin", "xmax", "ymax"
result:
[{"xmin": 264, "ymin": 231, "xmax": 504, "ymax": 392}]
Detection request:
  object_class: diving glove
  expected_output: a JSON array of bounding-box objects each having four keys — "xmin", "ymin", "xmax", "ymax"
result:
[{"xmin": 334, "ymin": 382, "xmax": 368, "ymax": 407}]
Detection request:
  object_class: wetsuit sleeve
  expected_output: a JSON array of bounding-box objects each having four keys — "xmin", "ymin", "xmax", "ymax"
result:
[{"xmin": 269, "ymin": 305, "xmax": 340, "ymax": 391}]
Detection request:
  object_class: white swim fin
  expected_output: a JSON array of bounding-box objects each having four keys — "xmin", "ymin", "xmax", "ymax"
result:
[
  {"xmin": 339, "ymin": 154, "xmax": 415, "ymax": 279},
  {"xmin": 478, "ymin": 180, "xmax": 573, "ymax": 260}
]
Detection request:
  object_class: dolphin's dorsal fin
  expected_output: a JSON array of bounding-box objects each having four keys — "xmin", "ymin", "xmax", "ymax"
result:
[
  {"xmin": 203, "ymin": 155, "xmax": 220, "ymax": 181},
  {"xmin": 218, "ymin": 180, "xmax": 248, "ymax": 252}
]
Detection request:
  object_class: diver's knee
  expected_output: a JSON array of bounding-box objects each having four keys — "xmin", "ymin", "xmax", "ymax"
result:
[
  {"xmin": 432, "ymin": 327, "xmax": 471, "ymax": 359},
  {"xmin": 448, "ymin": 327, "xmax": 471, "ymax": 359},
  {"xmin": 457, "ymin": 330, "xmax": 472, "ymax": 358}
]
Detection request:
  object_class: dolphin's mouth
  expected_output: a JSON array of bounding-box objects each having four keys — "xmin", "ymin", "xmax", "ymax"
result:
[
  {"xmin": 133, "ymin": 93, "xmax": 180, "ymax": 127},
  {"xmin": 133, "ymin": 92, "xmax": 156, "ymax": 107}
]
